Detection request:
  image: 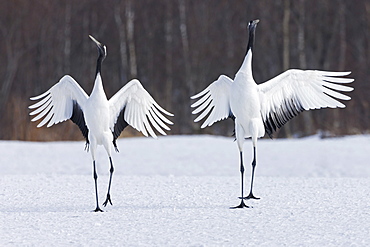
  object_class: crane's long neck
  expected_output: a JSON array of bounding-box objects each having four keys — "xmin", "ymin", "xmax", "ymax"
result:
[
  {"xmin": 95, "ymin": 55, "xmax": 103, "ymax": 78},
  {"xmin": 239, "ymin": 49, "xmax": 253, "ymax": 74},
  {"xmin": 239, "ymin": 25, "xmax": 256, "ymax": 75},
  {"xmin": 91, "ymin": 56, "xmax": 105, "ymax": 96},
  {"xmin": 246, "ymin": 24, "xmax": 256, "ymax": 52},
  {"xmin": 92, "ymin": 73, "xmax": 104, "ymax": 94}
]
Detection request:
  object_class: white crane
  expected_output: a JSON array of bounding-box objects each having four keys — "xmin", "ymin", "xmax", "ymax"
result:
[
  {"xmin": 191, "ymin": 19, "xmax": 354, "ymax": 208},
  {"xmin": 29, "ymin": 35, "xmax": 173, "ymax": 212}
]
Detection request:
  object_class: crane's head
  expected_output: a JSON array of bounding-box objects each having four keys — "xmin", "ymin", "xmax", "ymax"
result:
[
  {"xmin": 248, "ymin": 19, "xmax": 260, "ymax": 32},
  {"xmin": 89, "ymin": 35, "xmax": 107, "ymax": 61}
]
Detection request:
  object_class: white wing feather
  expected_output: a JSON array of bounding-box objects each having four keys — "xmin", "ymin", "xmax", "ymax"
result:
[
  {"xmin": 29, "ymin": 75, "xmax": 89, "ymax": 128},
  {"xmin": 258, "ymin": 69, "xmax": 354, "ymax": 134},
  {"xmin": 109, "ymin": 79, "xmax": 173, "ymax": 138},
  {"xmin": 191, "ymin": 75, "xmax": 234, "ymax": 128}
]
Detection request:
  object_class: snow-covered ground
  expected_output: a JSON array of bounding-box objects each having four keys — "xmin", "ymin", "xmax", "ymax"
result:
[{"xmin": 1, "ymin": 135, "xmax": 369, "ymax": 246}]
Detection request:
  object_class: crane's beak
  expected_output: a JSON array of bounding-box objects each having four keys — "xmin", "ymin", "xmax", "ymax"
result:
[{"xmin": 89, "ymin": 35, "xmax": 102, "ymax": 47}]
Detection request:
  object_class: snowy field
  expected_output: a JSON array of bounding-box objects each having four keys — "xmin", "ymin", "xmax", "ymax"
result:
[{"xmin": 0, "ymin": 135, "xmax": 369, "ymax": 246}]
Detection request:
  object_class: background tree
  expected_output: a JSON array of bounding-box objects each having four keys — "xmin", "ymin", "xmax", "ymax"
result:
[{"xmin": 0, "ymin": 0, "xmax": 368, "ymax": 140}]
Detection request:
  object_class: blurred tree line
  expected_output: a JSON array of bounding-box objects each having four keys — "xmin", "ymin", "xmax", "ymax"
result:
[{"xmin": 0, "ymin": 0, "xmax": 369, "ymax": 141}]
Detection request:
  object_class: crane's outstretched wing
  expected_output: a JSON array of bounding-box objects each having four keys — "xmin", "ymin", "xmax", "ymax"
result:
[
  {"xmin": 258, "ymin": 69, "xmax": 354, "ymax": 137},
  {"xmin": 29, "ymin": 75, "xmax": 89, "ymax": 143},
  {"xmin": 191, "ymin": 75, "xmax": 234, "ymax": 128},
  {"xmin": 109, "ymin": 79, "xmax": 173, "ymax": 142}
]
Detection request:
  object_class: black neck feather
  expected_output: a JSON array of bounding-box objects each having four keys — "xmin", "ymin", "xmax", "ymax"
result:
[
  {"xmin": 247, "ymin": 27, "xmax": 256, "ymax": 52},
  {"xmin": 96, "ymin": 56, "xmax": 103, "ymax": 76}
]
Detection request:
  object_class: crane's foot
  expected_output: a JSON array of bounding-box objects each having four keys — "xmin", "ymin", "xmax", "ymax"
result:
[
  {"xmin": 102, "ymin": 194, "xmax": 113, "ymax": 207},
  {"xmin": 93, "ymin": 207, "xmax": 104, "ymax": 212},
  {"xmin": 244, "ymin": 192, "xmax": 260, "ymax": 200},
  {"xmin": 230, "ymin": 199, "xmax": 250, "ymax": 209}
]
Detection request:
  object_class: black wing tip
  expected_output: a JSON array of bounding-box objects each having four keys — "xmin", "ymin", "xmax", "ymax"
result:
[
  {"xmin": 112, "ymin": 107, "xmax": 129, "ymax": 150},
  {"xmin": 263, "ymin": 98, "xmax": 305, "ymax": 137},
  {"xmin": 70, "ymin": 101, "xmax": 89, "ymax": 145},
  {"xmin": 113, "ymin": 139, "xmax": 119, "ymax": 153}
]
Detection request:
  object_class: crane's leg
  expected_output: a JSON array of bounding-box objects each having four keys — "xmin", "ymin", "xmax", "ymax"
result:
[
  {"xmin": 93, "ymin": 160, "xmax": 103, "ymax": 212},
  {"xmin": 231, "ymin": 151, "xmax": 250, "ymax": 209},
  {"xmin": 246, "ymin": 140, "xmax": 260, "ymax": 200},
  {"xmin": 231, "ymin": 124, "xmax": 250, "ymax": 209},
  {"xmin": 103, "ymin": 157, "xmax": 114, "ymax": 207}
]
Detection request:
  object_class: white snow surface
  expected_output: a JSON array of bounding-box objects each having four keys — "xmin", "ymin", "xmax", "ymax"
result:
[{"xmin": 1, "ymin": 135, "xmax": 369, "ymax": 246}]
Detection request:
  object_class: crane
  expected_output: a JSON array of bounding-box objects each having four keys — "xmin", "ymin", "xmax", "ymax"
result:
[
  {"xmin": 191, "ymin": 19, "xmax": 354, "ymax": 208},
  {"xmin": 29, "ymin": 35, "xmax": 173, "ymax": 212}
]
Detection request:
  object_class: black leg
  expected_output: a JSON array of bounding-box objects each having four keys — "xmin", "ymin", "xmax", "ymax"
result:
[
  {"xmin": 93, "ymin": 160, "xmax": 103, "ymax": 212},
  {"xmin": 246, "ymin": 146, "xmax": 260, "ymax": 200},
  {"xmin": 231, "ymin": 151, "xmax": 250, "ymax": 209},
  {"xmin": 103, "ymin": 157, "xmax": 114, "ymax": 207}
]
